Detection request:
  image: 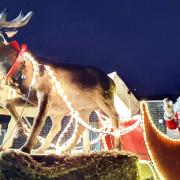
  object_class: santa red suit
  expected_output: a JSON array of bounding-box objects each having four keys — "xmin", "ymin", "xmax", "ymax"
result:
[{"xmin": 164, "ymin": 111, "xmax": 180, "ymax": 132}]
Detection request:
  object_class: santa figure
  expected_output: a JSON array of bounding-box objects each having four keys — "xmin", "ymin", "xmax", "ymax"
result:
[{"xmin": 163, "ymin": 97, "xmax": 180, "ymax": 134}]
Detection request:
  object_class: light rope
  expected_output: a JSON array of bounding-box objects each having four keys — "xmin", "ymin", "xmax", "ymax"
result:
[
  {"xmin": 55, "ymin": 116, "xmax": 75, "ymax": 149},
  {"xmin": 19, "ymin": 52, "xmax": 142, "ymax": 153},
  {"xmin": 55, "ymin": 114, "xmax": 79, "ymax": 153},
  {"xmin": 44, "ymin": 64, "xmax": 142, "ymax": 153}
]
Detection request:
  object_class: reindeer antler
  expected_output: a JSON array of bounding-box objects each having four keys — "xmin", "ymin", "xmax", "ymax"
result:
[
  {"xmin": 0, "ymin": 9, "xmax": 33, "ymax": 40},
  {"xmin": 0, "ymin": 9, "xmax": 33, "ymax": 28}
]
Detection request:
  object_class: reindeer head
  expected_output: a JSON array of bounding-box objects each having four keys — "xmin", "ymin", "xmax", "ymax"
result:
[{"xmin": 0, "ymin": 9, "xmax": 33, "ymax": 79}]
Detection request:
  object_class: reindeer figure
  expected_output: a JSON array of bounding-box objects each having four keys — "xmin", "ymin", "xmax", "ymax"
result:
[{"xmin": 0, "ymin": 9, "xmax": 121, "ymax": 154}]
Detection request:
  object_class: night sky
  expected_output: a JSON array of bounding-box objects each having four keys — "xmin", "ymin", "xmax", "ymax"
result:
[{"xmin": 1, "ymin": 0, "xmax": 180, "ymax": 99}]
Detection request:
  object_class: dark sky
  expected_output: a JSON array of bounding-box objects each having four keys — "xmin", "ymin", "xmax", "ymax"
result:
[{"xmin": 1, "ymin": 0, "xmax": 180, "ymax": 99}]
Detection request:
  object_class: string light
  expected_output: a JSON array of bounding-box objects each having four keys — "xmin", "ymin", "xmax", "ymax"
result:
[
  {"xmin": 18, "ymin": 52, "xmax": 143, "ymax": 154},
  {"xmin": 140, "ymin": 101, "xmax": 165, "ymax": 180},
  {"xmin": 56, "ymin": 117, "xmax": 79, "ymax": 154},
  {"xmin": 45, "ymin": 63, "xmax": 142, "ymax": 153},
  {"xmin": 55, "ymin": 116, "xmax": 75, "ymax": 150}
]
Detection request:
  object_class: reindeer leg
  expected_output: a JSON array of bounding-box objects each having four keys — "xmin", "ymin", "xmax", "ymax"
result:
[
  {"xmin": 61, "ymin": 109, "xmax": 92, "ymax": 153},
  {"xmin": 1, "ymin": 117, "xmax": 16, "ymax": 150},
  {"xmin": 1, "ymin": 97, "xmax": 35, "ymax": 150},
  {"xmin": 97, "ymin": 97, "xmax": 121, "ymax": 150},
  {"xmin": 21, "ymin": 93, "xmax": 49, "ymax": 154},
  {"xmin": 3, "ymin": 98, "xmax": 33, "ymax": 137},
  {"xmin": 35, "ymin": 114, "xmax": 63, "ymax": 154},
  {"xmin": 61, "ymin": 124, "xmax": 85, "ymax": 153}
]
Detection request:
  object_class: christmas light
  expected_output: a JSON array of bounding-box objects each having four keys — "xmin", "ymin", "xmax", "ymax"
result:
[
  {"xmin": 19, "ymin": 51, "xmax": 143, "ymax": 154},
  {"xmin": 140, "ymin": 101, "xmax": 165, "ymax": 180},
  {"xmin": 55, "ymin": 116, "xmax": 74, "ymax": 151}
]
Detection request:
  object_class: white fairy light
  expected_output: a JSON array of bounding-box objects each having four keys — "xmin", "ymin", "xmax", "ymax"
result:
[
  {"xmin": 56, "ymin": 118, "xmax": 79, "ymax": 154},
  {"xmin": 62, "ymin": 95, "xmax": 68, "ymax": 101},
  {"xmin": 20, "ymin": 51, "xmax": 143, "ymax": 154},
  {"xmin": 140, "ymin": 101, "xmax": 165, "ymax": 180},
  {"xmin": 55, "ymin": 116, "xmax": 75, "ymax": 150},
  {"xmin": 45, "ymin": 64, "xmax": 143, "ymax": 152}
]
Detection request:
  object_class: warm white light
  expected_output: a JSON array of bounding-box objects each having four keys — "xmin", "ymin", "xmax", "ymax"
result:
[
  {"xmin": 19, "ymin": 52, "xmax": 142, "ymax": 154},
  {"xmin": 140, "ymin": 101, "xmax": 165, "ymax": 180}
]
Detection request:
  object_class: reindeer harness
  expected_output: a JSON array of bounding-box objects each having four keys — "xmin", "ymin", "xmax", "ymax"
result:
[{"xmin": 6, "ymin": 41, "xmax": 27, "ymax": 81}]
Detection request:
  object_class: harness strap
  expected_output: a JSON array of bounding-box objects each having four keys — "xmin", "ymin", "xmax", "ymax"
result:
[{"xmin": 5, "ymin": 41, "xmax": 27, "ymax": 81}]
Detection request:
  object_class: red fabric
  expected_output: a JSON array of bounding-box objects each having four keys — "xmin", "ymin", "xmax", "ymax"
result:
[
  {"xmin": 165, "ymin": 112, "xmax": 179, "ymax": 130},
  {"xmin": 104, "ymin": 129, "xmax": 114, "ymax": 149},
  {"xmin": 120, "ymin": 119, "xmax": 150, "ymax": 160},
  {"xmin": 5, "ymin": 41, "xmax": 27, "ymax": 80},
  {"xmin": 9, "ymin": 41, "xmax": 21, "ymax": 51},
  {"xmin": 165, "ymin": 119, "xmax": 178, "ymax": 130},
  {"xmin": 98, "ymin": 118, "xmax": 115, "ymax": 149},
  {"xmin": 97, "ymin": 111, "xmax": 115, "ymax": 149},
  {"xmin": 99, "ymin": 118, "xmax": 150, "ymax": 160}
]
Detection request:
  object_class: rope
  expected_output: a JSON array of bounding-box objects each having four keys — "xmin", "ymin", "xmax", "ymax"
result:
[{"xmin": 0, "ymin": 71, "xmax": 35, "ymax": 150}]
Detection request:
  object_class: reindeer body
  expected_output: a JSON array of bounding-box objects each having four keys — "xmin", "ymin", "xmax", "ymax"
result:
[
  {"xmin": 0, "ymin": 10, "xmax": 120, "ymax": 154},
  {"xmin": 0, "ymin": 47, "xmax": 120, "ymax": 153}
]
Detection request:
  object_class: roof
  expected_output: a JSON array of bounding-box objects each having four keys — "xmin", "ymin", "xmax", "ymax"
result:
[{"xmin": 108, "ymin": 72, "xmax": 140, "ymax": 115}]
